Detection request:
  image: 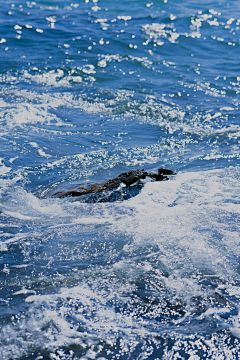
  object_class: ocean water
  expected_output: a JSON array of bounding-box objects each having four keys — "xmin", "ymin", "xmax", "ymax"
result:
[{"xmin": 0, "ymin": 0, "xmax": 240, "ymax": 359}]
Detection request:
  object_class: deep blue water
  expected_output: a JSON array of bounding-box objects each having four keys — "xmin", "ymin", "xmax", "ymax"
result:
[{"xmin": 0, "ymin": 0, "xmax": 240, "ymax": 359}]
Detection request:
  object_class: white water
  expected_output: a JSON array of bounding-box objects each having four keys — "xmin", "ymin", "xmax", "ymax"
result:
[{"xmin": 1, "ymin": 168, "xmax": 240, "ymax": 359}]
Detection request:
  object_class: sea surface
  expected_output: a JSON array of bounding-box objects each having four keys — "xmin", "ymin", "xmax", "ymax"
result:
[{"xmin": 0, "ymin": 0, "xmax": 240, "ymax": 359}]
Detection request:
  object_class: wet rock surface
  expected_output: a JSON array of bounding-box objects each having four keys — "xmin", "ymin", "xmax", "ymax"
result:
[{"xmin": 41, "ymin": 168, "xmax": 175, "ymax": 202}]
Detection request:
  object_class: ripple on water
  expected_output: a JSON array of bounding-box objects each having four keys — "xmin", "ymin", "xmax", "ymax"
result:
[{"xmin": 0, "ymin": 0, "xmax": 240, "ymax": 358}]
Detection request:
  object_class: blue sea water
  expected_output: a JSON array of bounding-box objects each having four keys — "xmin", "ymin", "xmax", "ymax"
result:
[{"xmin": 0, "ymin": 0, "xmax": 240, "ymax": 358}]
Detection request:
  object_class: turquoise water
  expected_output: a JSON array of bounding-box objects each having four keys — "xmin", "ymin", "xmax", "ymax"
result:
[{"xmin": 0, "ymin": 0, "xmax": 240, "ymax": 359}]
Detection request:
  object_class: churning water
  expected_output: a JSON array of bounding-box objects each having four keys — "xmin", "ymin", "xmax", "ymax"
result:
[{"xmin": 0, "ymin": 0, "xmax": 240, "ymax": 359}]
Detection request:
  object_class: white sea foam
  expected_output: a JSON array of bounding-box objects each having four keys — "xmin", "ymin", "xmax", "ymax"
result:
[
  {"xmin": 143, "ymin": 23, "xmax": 180, "ymax": 44},
  {"xmin": 2, "ymin": 168, "xmax": 240, "ymax": 275},
  {"xmin": 3, "ymin": 210, "xmax": 37, "ymax": 221},
  {"xmin": 1, "ymin": 103, "xmax": 63, "ymax": 128},
  {"xmin": 0, "ymin": 89, "xmax": 109, "ymax": 133},
  {"xmin": 109, "ymin": 168, "xmax": 240, "ymax": 284},
  {"xmin": 0, "ymin": 168, "xmax": 240, "ymax": 357},
  {"xmin": 0, "ymin": 158, "xmax": 11, "ymax": 175},
  {"xmin": 1, "ymin": 85, "xmax": 236, "ymax": 145},
  {"xmin": 15, "ymin": 168, "xmax": 240, "ymax": 286},
  {"xmin": 13, "ymin": 288, "xmax": 36, "ymax": 296},
  {"xmin": 0, "ymin": 99, "xmax": 8, "ymax": 107}
]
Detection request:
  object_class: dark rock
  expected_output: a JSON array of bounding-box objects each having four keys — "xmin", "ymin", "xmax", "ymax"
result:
[{"xmin": 41, "ymin": 168, "xmax": 175, "ymax": 201}]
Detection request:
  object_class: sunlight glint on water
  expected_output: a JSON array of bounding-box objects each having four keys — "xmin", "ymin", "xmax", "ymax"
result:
[{"xmin": 0, "ymin": 0, "xmax": 240, "ymax": 359}]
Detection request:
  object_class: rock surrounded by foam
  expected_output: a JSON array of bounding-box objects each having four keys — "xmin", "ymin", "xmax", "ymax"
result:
[{"xmin": 41, "ymin": 168, "xmax": 175, "ymax": 201}]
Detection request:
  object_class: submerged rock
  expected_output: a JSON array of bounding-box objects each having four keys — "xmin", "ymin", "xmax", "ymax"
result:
[{"xmin": 41, "ymin": 168, "xmax": 175, "ymax": 202}]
